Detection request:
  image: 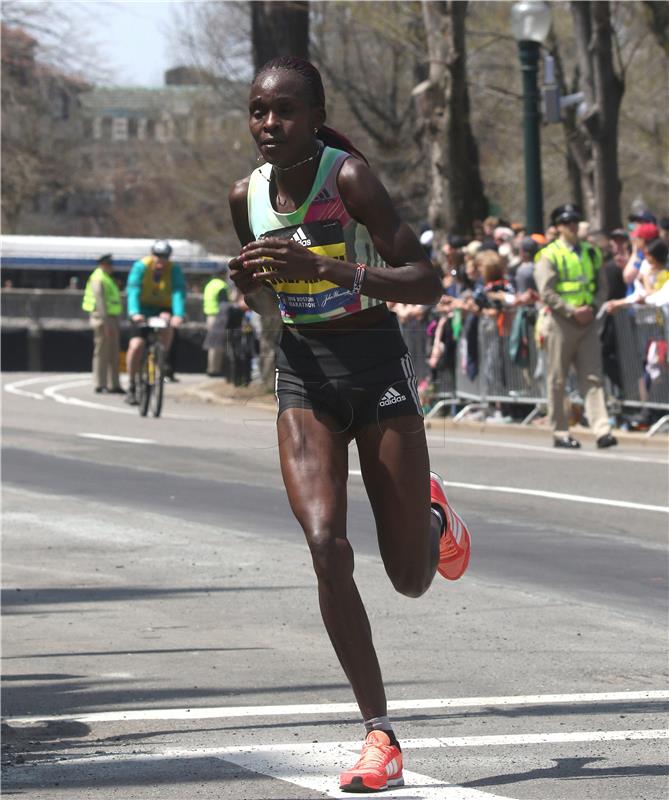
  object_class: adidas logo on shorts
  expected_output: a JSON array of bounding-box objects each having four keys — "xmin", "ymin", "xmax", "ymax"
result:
[
  {"xmin": 291, "ymin": 226, "xmax": 312, "ymax": 247},
  {"xmin": 379, "ymin": 386, "xmax": 407, "ymax": 407}
]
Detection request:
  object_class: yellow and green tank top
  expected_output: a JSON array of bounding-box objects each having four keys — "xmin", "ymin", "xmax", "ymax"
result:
[{"xmin": 247, "ymin": 145, "xmax": 387, "ymax": 325}]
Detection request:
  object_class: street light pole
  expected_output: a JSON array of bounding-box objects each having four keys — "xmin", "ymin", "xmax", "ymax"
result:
[
  {"xmin": 511, "ymin": 0, "xmax": 551, "ymax": 235},
  {"xmin": 518, "ymin": 39, "xmax": 544, "ymax": 234}
]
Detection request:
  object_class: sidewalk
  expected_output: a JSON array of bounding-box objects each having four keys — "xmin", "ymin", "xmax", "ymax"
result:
[{"xmin": 178, "ymin": 376, "xmax": 669, "ymax": 451}]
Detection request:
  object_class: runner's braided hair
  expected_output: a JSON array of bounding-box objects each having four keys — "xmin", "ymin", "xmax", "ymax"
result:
[{"xmin": 253, "ymin": 56, "xmax": 369, "ymax": 164}]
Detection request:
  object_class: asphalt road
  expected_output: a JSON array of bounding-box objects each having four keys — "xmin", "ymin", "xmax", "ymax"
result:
[{"xmin": 2, "ymin": 372, "xmax": 668, "ymax": 800}]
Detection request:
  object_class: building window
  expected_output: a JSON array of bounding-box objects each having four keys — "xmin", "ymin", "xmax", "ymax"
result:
[
  {"xmin": 112, "ymin": 117, "xmax": 128, "ymax": 141},
  {"xmin": 146, "ymin": 119, "xmax": 155, "ymax": 139},
  {"xmin": 58, "ymin": 91, "xmax": 70, "ymax": 120},
  {"xmin": 128, "ymin": 118, "xmax": 138, "ymax": 138},
  {"xmin": 101, "ymin": 117, "xmax": 112, "ymax": 140}
]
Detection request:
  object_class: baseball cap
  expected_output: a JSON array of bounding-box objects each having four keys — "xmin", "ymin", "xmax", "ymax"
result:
[
  {"xmin": 97, "ymin": 253, "xmax": 113, "ymax": 263},
  {"xmin": 609, "ymin": 228, "xmax": 629, "ymax": 240},
  {"xmin": 493, "ymin": 226, "xmax": 514, "ymax": 242},
  {"xmin": 419, "ymin": 229, "xmax": 434, "ymax": 247},
  {"xmin": 631, "ymin": 223, "xmax": 660, "ymax": 242},
  {"xmin": 448, "ymin": 234, "xmax": 469, "ymax": 249},
  {"xmin": 520, "ymin": 236, "xmax": 539, "ymax": 257},
  {"xmin": 628, "ymin": 210, "xmax": 657, "ymax": 225},
  {"xmin": 550, "ymin": 203, "xmax": 583, "ymax": 226}
]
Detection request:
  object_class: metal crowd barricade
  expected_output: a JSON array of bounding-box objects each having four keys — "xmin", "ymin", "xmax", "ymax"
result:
[
  {"xmin": 431, "ymin": 310, "xmax": 546, "ymax": 420},
  {"xmin": 411, "ymin": 303, "xmax": 669, "ymax": 434},
  {"xmin": 611, "ymin": 305, "xmax": 669, "ymax": 431}
]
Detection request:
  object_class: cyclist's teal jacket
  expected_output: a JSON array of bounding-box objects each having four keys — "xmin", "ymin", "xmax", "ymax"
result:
[{"xmin": 126, "ymin": 256, "xmax": 187, "ymax": 318}]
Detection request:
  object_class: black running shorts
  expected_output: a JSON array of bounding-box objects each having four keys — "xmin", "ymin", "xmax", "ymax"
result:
[{"xmin": 275, "ymin": 312, "xmax": 423, "ymax": 435}]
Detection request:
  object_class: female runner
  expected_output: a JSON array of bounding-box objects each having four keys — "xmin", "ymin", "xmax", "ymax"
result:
[{"xmin": 228, "ymin": 56, "xmax": 471, "ymax": 793}]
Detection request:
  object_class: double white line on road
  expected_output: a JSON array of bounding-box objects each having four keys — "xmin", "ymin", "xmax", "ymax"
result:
[
  {"xmin": 10, "ymin": 730, "xmax": 668, "ymax": 800},
  {"xmin": 7, "ymin": 689, "xmax": 668, "ymax": 725},
  {"xmin": 6, "ymin": 691, "xmax": 667, "ymax": 799}
]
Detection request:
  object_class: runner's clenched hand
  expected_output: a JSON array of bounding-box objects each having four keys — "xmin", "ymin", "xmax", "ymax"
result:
[{"xmin": 240, "ymin": 238, "xmax": 321, "ymax": 282}]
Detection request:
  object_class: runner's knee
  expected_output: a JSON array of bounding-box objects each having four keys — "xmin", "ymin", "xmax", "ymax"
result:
[
  {"xmin": 388, "ymin": 565, "xmax": 431, "ymax": 599},
  {"xmin": 306, "ymin": 530, "xmax": 353, "ymax": 585}
]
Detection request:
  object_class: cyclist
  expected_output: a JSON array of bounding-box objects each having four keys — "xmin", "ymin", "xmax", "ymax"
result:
[{"xmin": 124, "ymin": 240, "xmax": 186, "ymax": 405}]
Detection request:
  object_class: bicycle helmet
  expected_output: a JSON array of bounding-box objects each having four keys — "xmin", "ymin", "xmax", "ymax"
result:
[{"xmin": 151, "ymin": 240, "xmax": 173, "ymax": 258}]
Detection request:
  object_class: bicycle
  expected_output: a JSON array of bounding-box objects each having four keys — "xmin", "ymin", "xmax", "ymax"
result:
[{"xmin": 137, "ymin": 317, "xmax": 167, "ymax": 418}]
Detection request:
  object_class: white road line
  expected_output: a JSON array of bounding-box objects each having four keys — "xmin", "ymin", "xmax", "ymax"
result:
[
  {"xmin": 78, "ymin": 433, "xmax": 155, "ymax": 445},
  {"xmin": 216, "ymin": 744, "xmax": 502, "ymax": 799},
  {"xmin": 43, "ymin": 380, "xmax": 137, "ymax": 414},
  {"xmin": 40, "ymin": 377, "xmax": 203, "ymax": 420},
  {"xmin": 3, "ymin": 374, "xmax": 72, "ymax": 400},
  {"xmin": 19, "ymin": 733, "xmax": 668, "ymax": 799},
  {"xmin": 427, "ymin": 433, "xmax": 668, "ymax": 465},
  {"xmin": 6, "ymin": 689, "xmax": 667, "ymax": 725},
  {"xmin": 349, "ymin": 470, "xmax": 668, "ymax": 514}
]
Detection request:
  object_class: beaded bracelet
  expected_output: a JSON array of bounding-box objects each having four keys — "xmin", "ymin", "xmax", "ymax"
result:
[{"xmin": 352, "ymin": 263, "xmax": 366, "ymax": 295}]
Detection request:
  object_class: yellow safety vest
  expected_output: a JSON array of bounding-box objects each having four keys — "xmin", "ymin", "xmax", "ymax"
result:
[
  {"xmin": 203, "ymin": 277, "xmax": 229, "ymax": 316},
  {"xmin": 539, "ymin": 239, "xmax": 601, "ymax": 307},
  {"xmin": 82, "ymin": 268, "xmax": 122, "ymax": 316}
]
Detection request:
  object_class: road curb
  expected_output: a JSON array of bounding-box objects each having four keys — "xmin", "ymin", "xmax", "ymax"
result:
[{"xmin": 425, "ymin": 417, "xmax": 668, "ymax": 449}]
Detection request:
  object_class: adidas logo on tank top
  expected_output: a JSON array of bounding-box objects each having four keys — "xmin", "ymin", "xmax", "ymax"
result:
[{"xmin": 291, "ymin": 226, "xmax": 312, "ymax": 247}]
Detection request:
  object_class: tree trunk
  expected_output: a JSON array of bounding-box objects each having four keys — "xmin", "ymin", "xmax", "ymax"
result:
[
  {"xmin": 414, "ymin": 1, "xmax": 449, "ymax": 266},
  {"xmin": 414, "ymin": 0, "xmax": 487, "ymax": 266},
  {"xmin": 251, "ymin": 1, "xmax": 310, "ymax": 72},
  {"xmin": 446, "ymin": 1, "xmax": 488, "ymax": 234},
  {"xmin": 249, "ymin": 1, "xmax": 310, "ymax": 391},
  {"xmin": 570, "ymin": 1, "xmax": 623, "ymax": 231}
]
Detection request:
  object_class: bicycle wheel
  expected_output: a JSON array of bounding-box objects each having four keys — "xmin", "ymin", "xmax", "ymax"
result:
[
  {"xmin": 138, "ymin": 350, "xmax": 152, "ymax": 417},
  {"xmin": 150, "ymin": 343, "xmax": 165, "ymax": 418}
]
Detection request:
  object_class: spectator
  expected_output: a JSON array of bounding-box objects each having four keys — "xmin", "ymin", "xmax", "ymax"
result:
[
  {"xmin": 545, "ymin": 225, "xmax": 558, "ymax": 244},
  {"xmin": 419, "ymin": 229, "xmax": 434, "ymax": 259},
  {"xmin": 659, "ymin": 217, "xmax": 669, "ymax": 246},
  {"xmin": 607, "ymin": 238, "xmax": 669, "ymax": 311},
  {"xmin": 81, "ymin": 253, "xmax": 124, "ymax": 395},
  {"xmin": 628, "ymin": 208, "xmax": 657, "ymax": 226},
  {"xmin": 603, "ymin": 230, "xmax": 629, "ymax": 302},
  {"xmin": 463, "ymin": 249, "xmax": 484, "ymax": 292},
  {"xmin": 514, "ymin": 236, "xmax": 539, "ymax": 295},
  {"xmin": 481, "ymin": 215, "xmax": 500, "ymax": 248},
  {"xmin": 623, "ymin": 222, "xmax": 660, "ymax": 290},
  {"xmin": 464, "ymin": 239, "xmax": 482, "ymax": 259},
  {"xmin": 493, "ymin": 226, "xmax": 514, "ymax": 249},
  {"xmin": 202, "ymin": 265, "xmax": 232, "ymax": 377}
]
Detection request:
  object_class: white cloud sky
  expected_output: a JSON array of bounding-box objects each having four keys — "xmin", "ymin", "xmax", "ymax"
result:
[{"xmin": 69, "ymin": 0, "xmax": 185, "ymax": 86}]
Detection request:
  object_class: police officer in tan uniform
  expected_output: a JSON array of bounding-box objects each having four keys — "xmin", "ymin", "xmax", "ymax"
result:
[{"xmin": 535, "ymin": 204, "xmax": 617, "ymax": 449}]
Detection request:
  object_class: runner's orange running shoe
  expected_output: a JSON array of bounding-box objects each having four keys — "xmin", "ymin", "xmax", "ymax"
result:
[
  {"xmin": 430, "ymin": 471, "xmax": 471, "ymax": 580},
  {"xmin": 339, "ymin": 730, "xmax": 404, "ymax": 793}
]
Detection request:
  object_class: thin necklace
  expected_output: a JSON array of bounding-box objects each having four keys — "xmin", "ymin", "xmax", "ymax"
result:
[{"xmin": 272, "ymin": 141, "xmax": 322, "ymax": 172}]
